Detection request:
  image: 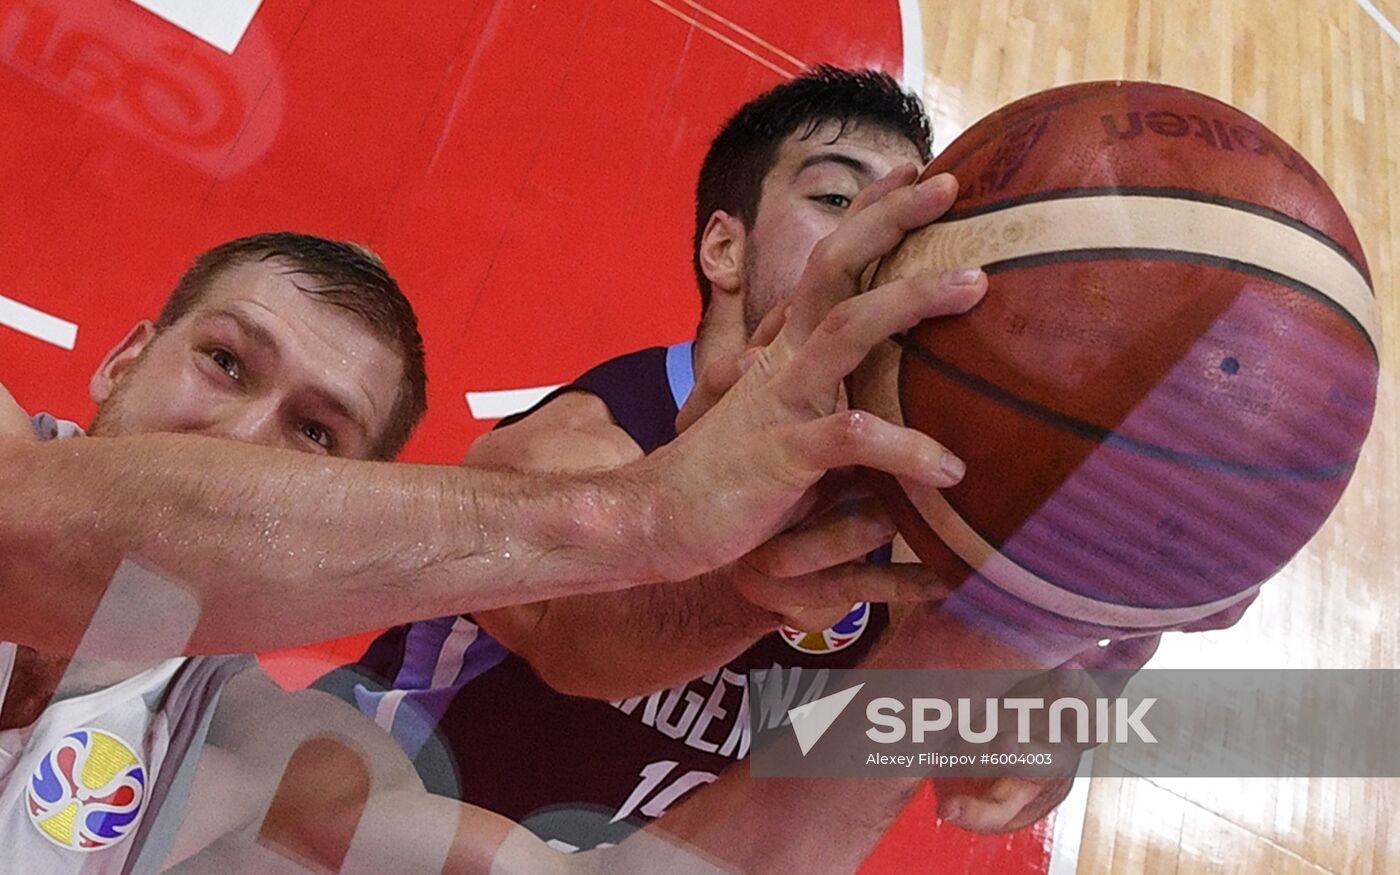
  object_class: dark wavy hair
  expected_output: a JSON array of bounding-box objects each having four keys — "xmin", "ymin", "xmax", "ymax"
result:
[{"xmin": 692, "ymin": 66, "xmax": 933, "ymax": 310}]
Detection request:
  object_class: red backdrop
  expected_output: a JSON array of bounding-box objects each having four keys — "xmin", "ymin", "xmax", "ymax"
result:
[{"xmin": 0, "ymin": 1, "xmax": 1057, "ymax": 871}]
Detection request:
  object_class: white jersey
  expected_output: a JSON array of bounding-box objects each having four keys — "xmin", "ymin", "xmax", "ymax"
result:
[
  {"xmin": 0, "ymin": 654, "xmax": 184, "ymax": 873},
  {"xmin": 0, "ymin": 413, "xmax": 249, "ymax": 874}
]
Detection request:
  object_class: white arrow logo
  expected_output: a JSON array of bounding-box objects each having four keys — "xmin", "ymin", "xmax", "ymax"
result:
[{"xmin": 787, "ymin": 683, "xmax": 865, "ymax": 756}]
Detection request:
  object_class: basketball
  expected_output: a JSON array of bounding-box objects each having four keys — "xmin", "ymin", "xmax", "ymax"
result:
[{"xmin": 865, "ymin": 80, "xmax": 1381, "ymax": 642}]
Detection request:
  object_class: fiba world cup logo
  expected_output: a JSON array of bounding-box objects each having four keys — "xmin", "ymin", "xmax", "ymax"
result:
[
  {"xmin": 779, "ymin": 602, "xmax": 871, "ymax": 655},
  {"xmin": 26, "ymin": 729, "xmax": 147, "ymax": 852}
]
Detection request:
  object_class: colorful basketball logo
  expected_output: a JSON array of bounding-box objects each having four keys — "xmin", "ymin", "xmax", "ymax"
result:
[
  {"xmin": 779, "ymin": 602, "xmax": 870, "ymax": 654},
  {"xmin": 26, "ymin": 729, "xmax": 146, "ymax": 852}
]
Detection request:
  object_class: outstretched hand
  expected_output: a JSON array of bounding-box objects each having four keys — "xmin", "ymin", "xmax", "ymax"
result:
[{"xmin": 643, "ymin": 166, "xmax": 986, "ymax": 584}]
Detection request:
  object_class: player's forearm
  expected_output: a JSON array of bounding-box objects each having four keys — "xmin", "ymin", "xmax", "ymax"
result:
[
  {"xmin": 491, "ymin": 571, "xmax": 780, "ymax": 700},
  {"xmin": 0, "ymin": 434, "xmax": 661, "ymax": 655},
  {"xmin": 471, "ymin": 417, "xmax": 782, "ymax": 699}
]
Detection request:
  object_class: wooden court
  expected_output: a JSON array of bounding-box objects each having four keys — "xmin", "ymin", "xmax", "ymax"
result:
[{"xmin": 907, "ymin": 1, "xmax": 1398, "ymax": 871}]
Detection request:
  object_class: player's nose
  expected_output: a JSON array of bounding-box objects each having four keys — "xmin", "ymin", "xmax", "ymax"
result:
[{"xmin": 211, "ymin": 399, "xmax": 283, "ymax": 449}]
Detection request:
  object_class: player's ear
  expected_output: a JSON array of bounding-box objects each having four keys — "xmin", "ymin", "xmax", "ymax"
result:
[
  {"xmin": 90, "ymin": 321, "xmax": 157, "ymax": 404},
  {"xmin": 698, "ymin": 210, "xmax": 746, "ymax": 298}
]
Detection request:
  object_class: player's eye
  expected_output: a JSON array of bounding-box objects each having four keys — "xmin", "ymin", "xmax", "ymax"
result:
[
  {"xmin": 300, "ymin": 421, "xmax": 333, "ymax": 451},
  {"xmin": 813, "ymin": 193, "xmax": 852, "ymax": 209},
  {"xmin": 210, "ymin": 348, "xmax": 240, "ymax": 380}
]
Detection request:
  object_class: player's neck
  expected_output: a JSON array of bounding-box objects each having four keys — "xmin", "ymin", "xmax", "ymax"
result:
[{"xmin": 691, "ymin": 317, "xmax": 745, "ymax": 384}]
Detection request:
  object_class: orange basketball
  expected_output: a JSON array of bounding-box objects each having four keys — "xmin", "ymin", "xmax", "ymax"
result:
[{"xmin": 869, "ymin": 81, "xmax": 1380, "ymax": 644}]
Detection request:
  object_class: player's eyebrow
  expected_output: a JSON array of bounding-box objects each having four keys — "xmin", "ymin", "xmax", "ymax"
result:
[
  {"xmin": 200, "ymin": 307, "xmax": 374, "ymax": 445},
  {"xmin": 303, "ymin": 386, "xmax": 369, "ymax": 448},
  {"xmin": 795, "ymin": 151, "xmax": 878, "ymax": 181},
  {"xmin": 205, "ymin": 307, "xmax": 282, "ymax": 359}
]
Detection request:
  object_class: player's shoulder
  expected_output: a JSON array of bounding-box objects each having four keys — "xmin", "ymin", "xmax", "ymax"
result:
[
  {"xmin": 467, "ymin": 389, "xmax": 642, "ymax": 473},
  {"xmin": 516, "ymin": 388, "xmax": 619, "ymax": 432}
]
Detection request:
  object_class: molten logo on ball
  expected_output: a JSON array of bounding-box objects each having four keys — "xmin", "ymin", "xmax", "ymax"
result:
[{"xmin": 26, "ymin": 729, "xmax": 146, "ymax": 852}]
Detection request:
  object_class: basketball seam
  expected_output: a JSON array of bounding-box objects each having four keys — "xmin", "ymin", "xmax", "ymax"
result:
[
  {"xmin": 956, "ymin": 563, "xmax": 1258, "ymax": 630},
  {"xmin": 942, "ymin": 185, "xmax": 1372, "ymax": 284},
  {"xmin": 980, "ymin": 246, "xmax": 1378, "ymax": 359},
  {"xmin": 894, "ymin": 332, "xmax": 1361, "ymax": 481}
]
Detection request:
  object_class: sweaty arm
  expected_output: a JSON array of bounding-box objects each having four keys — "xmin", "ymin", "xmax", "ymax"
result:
[
  {"xmin": 0, "ymin": 168, "xmax": 970, "ymax": 661},
  {"xmin": 0, "ymin": 430, "xmax": 664, "ymax": 658},
  {"xmin": 469, "ymin": 390, "xmax": 786, "ymax": 699},
  {"xmin": 469, "ymin": 296, "xmax": 981, "ymax": 701}
]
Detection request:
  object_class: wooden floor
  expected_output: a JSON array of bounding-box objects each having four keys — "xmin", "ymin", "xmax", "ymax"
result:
[{"xmin": 909, "ymin": 1, "xmax": 1399, "ymax": 871}]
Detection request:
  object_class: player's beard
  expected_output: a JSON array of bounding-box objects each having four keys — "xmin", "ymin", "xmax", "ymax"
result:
[
  {"xmin": 740, "ymin": 235, "xmax": 809, "ymax": 339},
  {"xmin": 741, "ymin": 238, "xmax": 779, "ymax": 337},
  {"xmin": 86, "ymin": 347, "xmax": 153, "ymax": 438}
]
